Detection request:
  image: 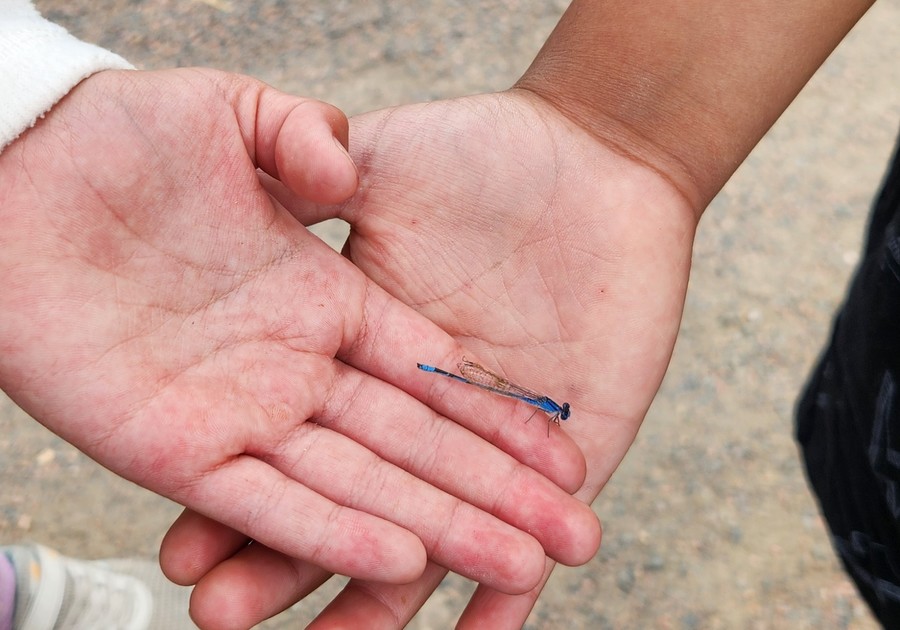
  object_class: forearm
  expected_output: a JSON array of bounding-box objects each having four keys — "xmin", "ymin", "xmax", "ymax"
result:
[{"xmin": 516, "ymin": 0, "xmax": 874, "ymax": 214}]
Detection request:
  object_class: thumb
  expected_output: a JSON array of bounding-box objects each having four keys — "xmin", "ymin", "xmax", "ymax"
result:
[{"xmin": 242, "ymin": 83, "xmax": 358, "ymax": 205}]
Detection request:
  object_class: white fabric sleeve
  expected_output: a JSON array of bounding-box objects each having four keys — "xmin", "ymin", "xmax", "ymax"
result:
[{"xmin": 0, "ymin": 1, "xmax": 134, "ymax": 151}]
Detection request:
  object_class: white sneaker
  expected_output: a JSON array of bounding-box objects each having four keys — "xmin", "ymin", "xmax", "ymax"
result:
[{"xmin": 3, "ymin": 544, "xmax": 195, "ymax": 630}]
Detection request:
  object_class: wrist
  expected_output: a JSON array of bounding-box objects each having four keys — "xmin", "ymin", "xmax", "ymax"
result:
[
  {"xmin": 0, "ymin": 3, "xmax": 132, "ymax": 152},
  {"xmin": 515, "ymin": 0, "xmax": 874, "ymax": 216}
]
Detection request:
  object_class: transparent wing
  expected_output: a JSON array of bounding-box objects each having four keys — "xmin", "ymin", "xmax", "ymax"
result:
[{"xmin": 458, "ymin": 360, "xmax": 549, "ymax": 407}]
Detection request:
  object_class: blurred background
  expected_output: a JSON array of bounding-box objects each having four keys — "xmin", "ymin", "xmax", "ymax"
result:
[{"xmin": 3, "ymin": 1, "xmax": 900, "ymax": 627}]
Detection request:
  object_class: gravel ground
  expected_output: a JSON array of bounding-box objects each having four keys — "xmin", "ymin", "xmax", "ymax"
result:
[{"xmin": 3, "ymin": 1, "xmax": 900, "ymax": 628}]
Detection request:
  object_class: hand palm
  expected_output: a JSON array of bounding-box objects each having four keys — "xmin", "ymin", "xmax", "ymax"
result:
[
  {"xmin": 0, "ymin": 69, "xmax": 414, "ymax": 579},
  {"xmin": 1, "ymin": 72, "xmax": 598, "ymax": 605},
  {"xmin": 261, "ymin": 91, "xmax": 699, "ymax": 626},
  {"xmin": 342, "ymin": 92, "xmax": 695, "ymax": 487}
]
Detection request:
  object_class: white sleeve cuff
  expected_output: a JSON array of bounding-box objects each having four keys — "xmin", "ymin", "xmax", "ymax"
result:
[{"xmin": 0, "ymin": 2, "xmax": 134, "ymax": 150}]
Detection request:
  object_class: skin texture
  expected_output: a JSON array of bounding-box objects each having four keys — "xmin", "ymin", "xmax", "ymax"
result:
[
  {"xmin": 0, "ymin": 68, "xmax": 601, "ymax": 620},
  {"xmin": 161, "ymin": 91, "xmax": 695, "ymax": 629},
  {"xmin": 3, "ymin": 0, "xmax": 876, "ymax": 626},
  {"xmin": 158, "ymin": 0, "xmax": 876, "ymax": 626}
]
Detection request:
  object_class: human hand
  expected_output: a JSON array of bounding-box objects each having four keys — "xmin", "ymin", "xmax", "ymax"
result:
[
  {"xmin": 163, "ymin": 89, "xmax": 698, "ymax": 627},
  {"xmin": 0, "ymin": 69, "xmax": 599, "ymax": 609},
  {"xmin": 155, "ymin": 0, "xmax": 874, "ymax": 623}
]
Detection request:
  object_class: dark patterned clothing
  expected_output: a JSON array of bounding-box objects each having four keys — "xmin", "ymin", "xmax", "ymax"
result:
[{"xmin": 798, "ymin": 128, "xmax": 900, "ymax": 628}]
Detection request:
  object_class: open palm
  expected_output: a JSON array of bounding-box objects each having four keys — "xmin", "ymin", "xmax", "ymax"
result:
[
  {"xmin": 0, "ymin": 71, "xmax": 599, "ymax": 622},
  {"xmin": 179, "ymin": 90, "xmax": 699, "ymax": 627},
  {"xmin": 341, "ymin": 92, "xmax": 696, "ymax": 481}
]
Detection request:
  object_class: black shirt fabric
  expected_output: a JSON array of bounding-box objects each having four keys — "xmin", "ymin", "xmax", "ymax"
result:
[{"xmin": 798, "ymin": 127, "xmax": 900, "ymax": 628}]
